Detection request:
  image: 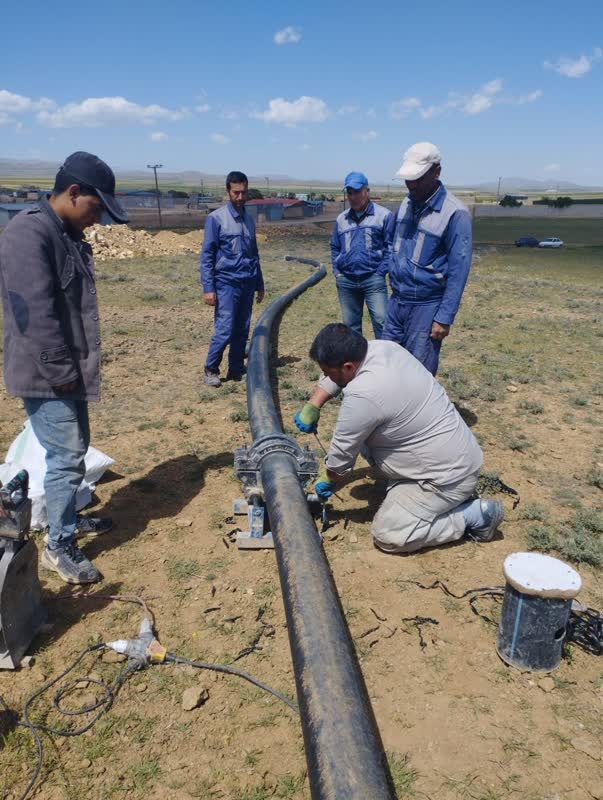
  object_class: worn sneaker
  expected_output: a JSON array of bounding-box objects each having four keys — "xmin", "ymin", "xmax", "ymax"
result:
[
  {"xmin": 203, "ymin": 369, "xmax": 221, "ymax": 387},
  {"xmin": 43, "ymin": 515, "xmax": 113, "ymax": 544},
  {"xmin": 41, "ymin": 541, "xmax": 102, "ymax": 584},
  {"xmin": 465, "ymin": 499, "xmax": 504, "ymax": 542},
  {"xmin": 75, "ymin": 515, "xmax": 113, "ymax": 538}
]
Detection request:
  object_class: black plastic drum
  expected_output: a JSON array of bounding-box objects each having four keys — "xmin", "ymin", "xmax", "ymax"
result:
[{"xmin": 496, "ymin": 552, "xmax": 581, "ymax": 672}]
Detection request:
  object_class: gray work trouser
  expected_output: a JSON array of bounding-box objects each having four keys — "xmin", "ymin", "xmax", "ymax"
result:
[{"xmin": 371, "ymin": 468, "xmax": 480, "ymax": 554}]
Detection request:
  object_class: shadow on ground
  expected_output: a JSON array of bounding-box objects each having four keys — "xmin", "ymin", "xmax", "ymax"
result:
[
  {"xmin": 32, "ymin": 452, "xmax": 232, "ymax": 647},
  {"xmin": 86, "ymin": 451, "xmax": 233, "ymax": 560},
  {"xmin": 454, "ymin": 403, "xmax": 478, "ymax": 427}
]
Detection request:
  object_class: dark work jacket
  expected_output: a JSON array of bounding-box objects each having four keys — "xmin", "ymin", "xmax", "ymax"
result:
[{"xmin": 0, "ymin": 197, "xmax": 102, "ymax": 400}]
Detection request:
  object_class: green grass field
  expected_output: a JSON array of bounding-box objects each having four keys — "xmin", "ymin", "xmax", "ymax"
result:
[{"xmin": 472, "ymin": 216, "xmax": 603, "ymax": 246}]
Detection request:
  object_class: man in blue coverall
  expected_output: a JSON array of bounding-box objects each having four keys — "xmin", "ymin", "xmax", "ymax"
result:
[
  {"xmin": 200, "ymin": 171, "xmax": 264, "ymax": 387},
  {"xmin": 331, "ymin": 172, "xmax": 393, "ymax": 339},
  {"xmin": 383, "ymin": 142, "xmax": 472, "ymax": 375}
]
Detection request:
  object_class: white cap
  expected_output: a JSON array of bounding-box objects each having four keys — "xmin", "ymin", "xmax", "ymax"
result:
[{"xmin": 395, "ymin": 142, "xmax": 442, "ymax": 181}]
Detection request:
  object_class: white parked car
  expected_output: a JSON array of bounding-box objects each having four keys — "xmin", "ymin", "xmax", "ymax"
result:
[{"xmin": 538, "ymin": 237, "xmax": 564, "ymax": 248}]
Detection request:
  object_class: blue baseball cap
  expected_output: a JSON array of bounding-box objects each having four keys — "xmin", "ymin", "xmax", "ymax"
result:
[{"xmin": 343, "ymin": 171, "xmax": 369, "ymax": 190}]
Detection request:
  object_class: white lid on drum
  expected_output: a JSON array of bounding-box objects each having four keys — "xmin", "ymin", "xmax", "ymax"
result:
[{"xmin": 503, "ymin": 552, "xmax": 582, "ymax": 599}]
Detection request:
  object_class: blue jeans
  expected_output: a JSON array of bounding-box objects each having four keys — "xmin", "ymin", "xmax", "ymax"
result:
[
  {"xmin": 23, "ymin": 397, "xmax": 89, "ymax": 547},
  {"xmin": 205, "ymin": 279, "xmax": 255, "ymax": 375},
  {"xmin": 335, "ymin": 272, "xmax": 388, "ymax": 339},
  {"xmin": 382, "ymin": 298, "xmax": 442, "ymax": 376}
]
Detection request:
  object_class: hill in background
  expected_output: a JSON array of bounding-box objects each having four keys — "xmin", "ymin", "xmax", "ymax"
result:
[{"xmin": 1, "ymin": 158, "xmax": 602, "ymax": 194}]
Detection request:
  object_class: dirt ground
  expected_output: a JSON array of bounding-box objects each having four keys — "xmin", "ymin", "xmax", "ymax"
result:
[{"xmin": 0, "ymin": 226, "xmax": 601, "ymax": 800}]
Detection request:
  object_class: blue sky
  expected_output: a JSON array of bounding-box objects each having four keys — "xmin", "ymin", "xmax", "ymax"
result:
[{"xmin": 2, "ymin": 0, "xmax": 602, "ymax": 186}]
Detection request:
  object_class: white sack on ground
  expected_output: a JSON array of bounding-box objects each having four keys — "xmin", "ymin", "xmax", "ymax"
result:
[{"xmin": 0, "ymin": 420, "xmax": 114, "ymax": 530}]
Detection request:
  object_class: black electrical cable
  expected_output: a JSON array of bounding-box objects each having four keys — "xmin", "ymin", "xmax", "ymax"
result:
[
  {"xmin": 405, "ymin": 580, "xmax": 603, "ymax": 654},
  {"xmin": 22, "ymin": 644, "xmax": 134, "ymax": 738},
  {"xmin": 165, "ymin": 653, "xmax": 299, "ymax": 713},
  {"xmin": 0, "ymin": 693, "xmax": 43, "ymax": 800},
  {"xmin": 567, "ymin": 603, "xmax": 603, "ymax": 656},
  {"xmin": 402, "ymin": 579, "xmax": 505, "ymax": 599},
  {"xmin": 3, "ymin": 645, "xmax": 298, "ymax": 800},
  {"xmin": 2, "ymin": 644, "xmax": 129, "ymax": 800}
]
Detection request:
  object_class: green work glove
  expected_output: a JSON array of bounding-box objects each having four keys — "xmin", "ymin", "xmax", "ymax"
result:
[
  {"xmin": 315, "ymin": 471, "xmax": 336, "ymax": 501},
  {"xmin": 294, "ymin": 402, "xmax": 321, "ymax": 433}
]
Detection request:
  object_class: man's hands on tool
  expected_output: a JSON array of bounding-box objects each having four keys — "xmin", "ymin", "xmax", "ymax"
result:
[
  {"xmin": 294, "ymin": 402, "xmax": 321, "ymax": 433},
  {"xmin": 315, "ymin": 470, "xmax": 336, "ymax": 501}
]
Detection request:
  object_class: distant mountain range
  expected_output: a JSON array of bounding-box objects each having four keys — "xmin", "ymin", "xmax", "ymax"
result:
[
  {"xmin": 0, "ymin": 158, "xmax": 329, "ymax": 188},
  {"xmin": 462, "ymin": 177, "xmax": 603, "ymax": 193},
  {"xmin": 1, "ymin": 158, "xmax": 602, "ymax": 193}
]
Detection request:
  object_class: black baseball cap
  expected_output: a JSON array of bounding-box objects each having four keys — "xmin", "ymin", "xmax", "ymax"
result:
[{"xmin": 58, "ymin": 151, "xmax": 129, "ymax": 224}]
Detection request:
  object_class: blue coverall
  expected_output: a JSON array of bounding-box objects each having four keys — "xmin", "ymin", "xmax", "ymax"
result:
[
  {"xmin": 383, "ymin": 183, "xmax": 472, "ymax": 375},
  {"xmin": 200, "ymin": 203, "xmax": 264, "ymax": 376}
]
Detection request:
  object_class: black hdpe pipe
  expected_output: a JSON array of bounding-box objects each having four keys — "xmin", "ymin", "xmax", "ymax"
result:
[{"xmin": 246, "ymin": 256, "xmax": 395, "ymax": 800}]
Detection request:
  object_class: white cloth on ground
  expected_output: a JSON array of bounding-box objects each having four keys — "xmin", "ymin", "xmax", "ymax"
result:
[{"xmin": 0, "ymin": 420, "xmax": 114, "ymax": 529}]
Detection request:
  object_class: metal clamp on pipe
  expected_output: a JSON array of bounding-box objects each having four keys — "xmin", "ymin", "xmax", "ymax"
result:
[{"xmin": 235, "ymin": 434, "xmax": 319, "ymax": 493}]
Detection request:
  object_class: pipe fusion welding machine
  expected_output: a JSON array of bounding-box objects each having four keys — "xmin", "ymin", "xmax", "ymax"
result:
[{"xmin": 0, "ymin": 471, "xmax": 46, "ymax": 669}]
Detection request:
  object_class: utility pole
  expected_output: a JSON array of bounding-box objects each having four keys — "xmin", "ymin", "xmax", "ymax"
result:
[
  {"xmin": 265, "ymin": 176, "xmax": 270, "ymax": 197},
  {"xmin": 147, "ymin": 163, "xmax": 163, "ymax": 227},
  {"xmin": 497, "ymin": 176, "xmax": 502, "ymax": 202}
]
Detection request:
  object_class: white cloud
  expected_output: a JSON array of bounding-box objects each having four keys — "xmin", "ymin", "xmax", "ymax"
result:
[
  {"xmin": 211, "ymin": 133, "xmax": 229, "ymax": 145},
  {"xmin": 543, "ymin": 163, "xmax": 560, "ymax": 173},
  {"xmin": 544, "ymin": 48, "xmax": 603, "ymax": 78},
  {"xmin": 252, "ymin": 96, "xmax": 329, "ymax": 126},
  {"xmin": 354, "ymin": 130, "xmax": 378, "ymax": 142},
  {"xmin": 221, "ymin": 109, "xmax": 239, "ymax": 120},
  {"xmin": 0, "ymin": 111, "xmax": 11, "ymax": 125},
  {"xmin": 517, "ymin": 90, "xmax": 543, "ymax": 104},
  {"xmin": 390, "ymin": 97, "xmax": 421, "ymax": 119},
  {"xmin": 150, "ymin": 131, "xmax": 168, "ymax": 142},
  {"xmin": 195, "ymin": 103, "xmax": 211, "ymax": 113},
  {"xmin": 0, "ymin": 89, "xmax": 55, "ymax": 114},
  {"xmin": 37, "ymin": 96, "xmax": 189, "ymax": 128},
  {"xmin": 336, "ymin": 105, "xmax": 358, "ymax": 116},
  {"xmin": 420, "ymin": 100, "xmax": 456, "ymax": 119},
  {"xmin": 299, "ymin": 143, "xmax": 311, "ymax": 151},
  {"xmin": 391, "ymin": 79, "xmax": 537, "ymax": 119},
  {"xmin": 0, "ymin": 90, "xmax": 32, "ymax": 113},
  {"xmin": 462, "ymin": 79, "xmax": 502, "ymax": 114},
  {"xmin": 274, "ymin": 26, "xmax": 301, "ymax": 45}
]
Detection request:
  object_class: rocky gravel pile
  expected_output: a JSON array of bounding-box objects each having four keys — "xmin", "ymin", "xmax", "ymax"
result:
[
  {"xmin": 86, "ymin": 225, "xmax": 205, "ymax": 261},
  {"xmin": 86, "ymin": 224, "xmax": 269, "ymax": 261}
]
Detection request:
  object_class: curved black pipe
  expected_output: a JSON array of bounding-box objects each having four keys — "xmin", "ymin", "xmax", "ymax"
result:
[
  {"xmin": 246, "ymin": 257, "xmax": 394, "ymax": 799},
  {"xmin": 247, "ymin": 256, "xmax": 326, "ymax": 438}
]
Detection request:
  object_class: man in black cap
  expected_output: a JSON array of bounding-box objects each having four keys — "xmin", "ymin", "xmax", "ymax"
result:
[{"xmin": 0, "ymin": 152, "xmax": 128, "ymax": 584}]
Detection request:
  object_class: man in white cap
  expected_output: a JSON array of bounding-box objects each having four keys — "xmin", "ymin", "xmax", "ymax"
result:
[
  {"xmin": 330, "ymin": 171, "xmax": 393, "ymax": 339},
  {"xmin": 383, "ymin": 142, "xmax": 472, "ymax": 375}
]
